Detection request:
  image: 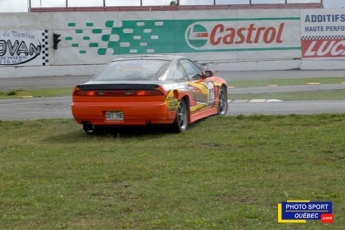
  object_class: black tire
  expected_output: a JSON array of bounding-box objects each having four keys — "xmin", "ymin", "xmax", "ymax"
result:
[
  {"xmin": 171, "ymin": 99, "xmax": 188, "ymax": 133},
  {"xmin": 217, "ymin": 86, "xmax": 228, "ymax": 115}
]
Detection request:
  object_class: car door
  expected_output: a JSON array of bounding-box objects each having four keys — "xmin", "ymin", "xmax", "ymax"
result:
[{"xmin": 179, "ymin": 59, "xmax": 215, "ymax": 109}]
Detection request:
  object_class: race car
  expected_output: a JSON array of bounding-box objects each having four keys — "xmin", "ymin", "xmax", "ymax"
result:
[{"xmin": 71, "ymin": 55, "xmax": 228, "ymax": 133}]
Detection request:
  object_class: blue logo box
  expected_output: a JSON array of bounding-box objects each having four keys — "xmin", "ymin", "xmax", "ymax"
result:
[{"xmin": 282, "ymin": 201, "xmax": 332, "ymax": 220}]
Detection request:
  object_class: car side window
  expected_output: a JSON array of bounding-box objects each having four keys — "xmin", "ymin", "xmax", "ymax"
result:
[
  {"xmin": 166, "ymin": 62, "xmax": 188, "ymax": 81},
  {"xmin": 180, "ymin": 59, "xmax": 203, "ymax": 80}
]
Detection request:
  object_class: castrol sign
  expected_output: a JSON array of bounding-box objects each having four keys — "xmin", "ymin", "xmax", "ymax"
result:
[
  {"xmin": 301, "ymin": 9, "xmax": 345, "ymax": 59},
  {"xmin": 185, "ymin": 21, "xmax": 286, "ymax": 51}
]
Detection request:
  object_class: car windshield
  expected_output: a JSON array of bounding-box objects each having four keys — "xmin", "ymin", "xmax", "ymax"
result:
[{"xmin": 91, "ymin": 59, "xmax": 170, "ymax": 81}]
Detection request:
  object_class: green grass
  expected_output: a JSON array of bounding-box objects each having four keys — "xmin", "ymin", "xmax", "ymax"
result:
[
  {"xmin": 0, "ymin": 88, "xmax": 73, "ymax": 99},
  {"xmin": 230, "ymin": 90, "xmax": 345, "ymax": 101},
  {"xmin": 0, "ymin": 115, "xmax": 344, "ymax": 229},
  {"xmin": 228, "ymin": 77, "xmax": 345, "ymax": 88}
]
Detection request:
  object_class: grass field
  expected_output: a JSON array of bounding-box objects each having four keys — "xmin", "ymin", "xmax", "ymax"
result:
[
  {"xmin": 0, "ymin": 88, "xmax": 73, "ymax": 99},
  {"xmin": 1, "ymin": 115, "xmax": 344, "ymax": 229},
  {"xmin": 228, "ymin": 77, "xmax": 345, "ymax": 88}
]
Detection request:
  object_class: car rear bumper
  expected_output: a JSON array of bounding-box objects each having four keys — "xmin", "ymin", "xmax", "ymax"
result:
[{"xmin": 71, "ymin": 101, "xmax": 177, "ymax": 126}]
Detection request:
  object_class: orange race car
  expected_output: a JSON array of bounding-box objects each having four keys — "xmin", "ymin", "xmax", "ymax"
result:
[{"xmin": 71, "ymin": 55, "xmax": 228, "ymax": 134}]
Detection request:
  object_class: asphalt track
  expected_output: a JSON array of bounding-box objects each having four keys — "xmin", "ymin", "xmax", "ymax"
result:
[
  {"xmin": 1, "ymin": 70, "xmax": 345, "ymax": 120},
  {"xmin": 2, "ymin": 70, "xmax": 345, "ymax": 90}
]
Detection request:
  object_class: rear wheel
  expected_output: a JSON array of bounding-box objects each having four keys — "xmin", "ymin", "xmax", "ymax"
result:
[
  {"xmin": 171, "ymin": 99, "xmax": 188, "ymax": 133},
  {"xmin": 217, "ymin": 86, "xmax": 228, "ymax": 115}
]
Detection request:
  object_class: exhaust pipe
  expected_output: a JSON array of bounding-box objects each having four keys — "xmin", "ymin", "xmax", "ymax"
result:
[{"xmin": 83, "ymin": 121, "xmax": 95, "ymax": 134}]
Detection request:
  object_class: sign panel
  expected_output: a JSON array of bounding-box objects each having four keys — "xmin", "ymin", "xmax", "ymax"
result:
[
  {"xmin": 52, "ymin": 11, "xmax": 301, "ymax": 65},
  {"xmin": 0, "ymin": 30, "xmax": 49, "ymax": 66},
  {"xmin": 301, "ymin": 9, "xmax": 345, "ymax": 59}
]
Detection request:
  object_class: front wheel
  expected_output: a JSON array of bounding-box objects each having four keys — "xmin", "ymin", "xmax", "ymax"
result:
[
  {"xmin": 171, "ymin": 99, "xmax": 188, "ymax": 133},
  {"xmin": 217, "ymin": 86, "xmax": 228, "ymax": 115}
]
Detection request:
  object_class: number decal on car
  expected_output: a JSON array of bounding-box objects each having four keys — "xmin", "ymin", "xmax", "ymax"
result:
[{"xmin": 207, "ymin": 81, "xmax": 215, "ymax": 104}]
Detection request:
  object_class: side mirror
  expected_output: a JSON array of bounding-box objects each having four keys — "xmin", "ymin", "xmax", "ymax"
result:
[{"xmin": 204, "ymin": 70, "xmax": 214, "ymax": 78}]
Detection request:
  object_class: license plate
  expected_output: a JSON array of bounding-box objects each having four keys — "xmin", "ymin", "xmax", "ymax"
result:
[{"xmin": 105, "ymin": 111, "xmax": 124, "ymax": 120}]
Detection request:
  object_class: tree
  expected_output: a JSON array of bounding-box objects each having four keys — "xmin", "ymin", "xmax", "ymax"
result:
[{"xmin": 170, "ymin": 0, "xmax": 179, "ymax": 6}]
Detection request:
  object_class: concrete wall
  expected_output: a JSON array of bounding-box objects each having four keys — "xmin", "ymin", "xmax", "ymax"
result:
[{"xmin": 0, "ymin": 8, "xmax": 344, "ymax": 78}]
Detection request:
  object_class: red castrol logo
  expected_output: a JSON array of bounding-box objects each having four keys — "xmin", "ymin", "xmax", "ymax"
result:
[{"xmin": 185, "ymin": 22, "xmax": 285, "ymax": 50}]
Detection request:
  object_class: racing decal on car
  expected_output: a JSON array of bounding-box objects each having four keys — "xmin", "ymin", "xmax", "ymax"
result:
[
  {"xmin": 162, "ymin": 83, "xmax": 189, "ymax": 91},
  {"xmin": 165, "ymin": 92, "xmax": 179, "ymax": 111},
  {"xmin": 191, "ymin": 86, "xmax": 207, "ymax": 104},
  {"xmin": 189, "ymin": 82, "xmax": 207, "ymax": 104},
  {"xmin": 189, "ymin": 81, "xmax": 215, "ymax": 106},
  {"xmin": 206, "ymin": 81, "xmax": 215, "ymax": 105}
]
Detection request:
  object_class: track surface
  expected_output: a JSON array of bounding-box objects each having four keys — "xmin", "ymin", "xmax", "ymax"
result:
[
  {"xmin": 2, "ymin": 70, "xmax": 345, "ymax": 90},
  {"xmin": 1, "ymin": 70, "xmax": 345, "ymax": 120}
]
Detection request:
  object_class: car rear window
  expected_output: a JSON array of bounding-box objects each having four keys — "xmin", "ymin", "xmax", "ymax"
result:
[{"xmin": 92, "ymin": 59, "xmax": 169, "ymax": 81}]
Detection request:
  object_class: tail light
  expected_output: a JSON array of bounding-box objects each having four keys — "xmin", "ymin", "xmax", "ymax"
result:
[{"xmin": 135, "ymin": 90, "xmax": 163, "ymax": 96}]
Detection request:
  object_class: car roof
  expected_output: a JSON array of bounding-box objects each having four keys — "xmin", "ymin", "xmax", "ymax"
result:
[{"xmin": 112, "ymin": 55, "xmax": 187, "ymax": 62}]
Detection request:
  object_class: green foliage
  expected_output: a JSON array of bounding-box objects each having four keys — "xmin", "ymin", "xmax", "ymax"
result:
[
  {"xmin": 5, "ymin": 89, "xmax": 23, "ymax": 96},
  {"xmin": 170, "ymin": 0, "xmax": 178, "ymax": 6},
  {"xmin": 6, "ymin": 90, "xmax": 18, "ymax": 96},
  {"xmin": 0, "ymin": 116, "xmax": 344, "ymax": 229}
]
